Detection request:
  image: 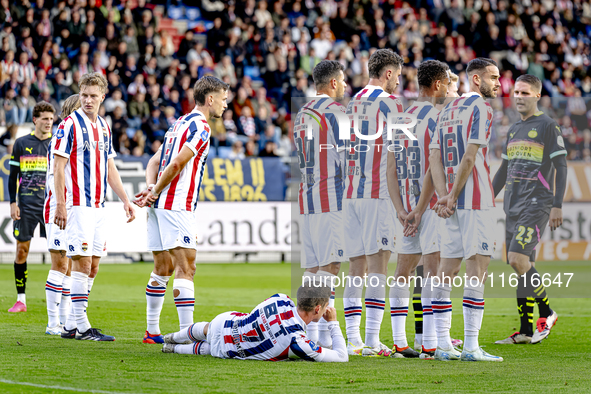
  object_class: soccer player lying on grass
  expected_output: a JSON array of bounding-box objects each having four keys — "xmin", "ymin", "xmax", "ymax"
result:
[{"xmin": 161, "ymin": 284, "xmax": 349, "ymax": 362}]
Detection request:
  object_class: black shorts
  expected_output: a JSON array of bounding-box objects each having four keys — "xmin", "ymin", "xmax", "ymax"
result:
[
  {"xmin": 13, "ymin": 207, "xmax": 46, "ymax": 242},
  {"xmin": 505, "ymin": 209, "xmax": 549, "ymax": 263}
]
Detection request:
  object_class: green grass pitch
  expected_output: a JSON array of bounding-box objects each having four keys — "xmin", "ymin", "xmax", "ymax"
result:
[{"xmin": 1, "ymin": 262, "xmax": 590, "ymax": 393}]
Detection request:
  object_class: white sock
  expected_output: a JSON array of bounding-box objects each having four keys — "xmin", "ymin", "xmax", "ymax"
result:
[
  {"xmin": 389, "ymin": 280, "xmax": 410, "ymax": 349},
  {"xmin": 60, "ymin": 275, "xmax": 72, "ymax": 325},
  {"xmin": 316, "ymin": 271, "xmax": 336, "ymax": 347},
  {"xmin": 87, "ymin": 276, "xmax": 95, "ymax": 295},
  {"xmin": 17, "ymin": 294, "xmax": 26, "ymax": 304},
  {"xmin": 463, "ymin": 282, "xmax": 485, "ymax": 351},
  {"xmin": 343, "ymin": 275, "xmax": 364, "ymax": 346},
  {"xmin": 432, "ymin": 282, "xmax": 453, "ymax": 350},
  {"xmin": 364, "ymin": 273, "xmax": 386, "ymax": 348},
  {"xmin": 422, "ymin": 278, "xmax": 436, "ymax": 351},
  {"xmin": 173, "ymin": 278, "xmax": 195, "ymax": 330},
  {"xmin": 307, "ymin": 321, "xmax": 319, "ymax": 342},
  {"xmin": 146, "ymin": 272, "xmax": 170, "ymax": 335},
  {"xmin": 71, "ymin": 271, "xmax": 90, "ymax": 333},
  {"xmin": 65, "ymin": 298, "xmax": 77, "ymax": 331},
  {"xmin": 45, "ymin": 270, "xmax": 65, "ymax": 327},
  {"xmin": 174, "ymin": 342, "xmax": 211, "ymax": 355}
]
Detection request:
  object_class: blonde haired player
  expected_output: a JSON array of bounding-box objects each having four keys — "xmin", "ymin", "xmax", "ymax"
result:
[
  {"xmin": 44, "ymin": 94, "xmax": 80, "ymax": 335},
  {"xmin": 54, "ymin": 73, "xmax": 136, "ymax": 341}
]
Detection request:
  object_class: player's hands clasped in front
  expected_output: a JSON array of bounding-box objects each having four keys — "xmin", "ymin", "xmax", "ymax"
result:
[
  {"xmin": 10, "ymin": 203, "xmax": 20, "ymax": 221},
  {"xmin": 435, "ymin": 195, "xmax": 456, "ymax": 219},
  {"xmin": 323, "ymin": 306, "xmax": 337, "ymax": 322},
  {"xmin": 549, "ymin": 207, "xmax": 563, "ymax": 231},
  {"xmin": 55, "ymin": 203, "xmax": 67, "ymax": 230},
  {"xmin": 404, "ymin": 209, "xmax": 422, "ymax": 237},
  {"xmin": 132, "ymin": 186, "xmax": 153, "ymax": 208}
]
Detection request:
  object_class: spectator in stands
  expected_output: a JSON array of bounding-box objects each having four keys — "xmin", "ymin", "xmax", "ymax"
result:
[
  {"xmin": 259, "ymin": 140, "xmax": 278, "ymax": 157},
  {"xmin": 16, "ymin": 52, "xmax": 35, "ymax": 84},
  {"xmin": 167, "ymin": 89, "xmax": 182, "ymax": 118},
  {"xmin": 237, "ymin": 106, "xmax": 256, "ymax": 140},
  {"xmin": 128, "ymin": 92, "xmax": 150, "ymax": 130},
  {"xmin": 143, "ymin": 107, "xmax": 168, "ymax": 144},
  {"xmin": 104, "ymin": 89, "xmax": 127, "ymax": 117},
  {"xmin": 177, "ymin": 30, "xmax": 195, "ymax": 63},
  {"xmin": 214, "ymin": 55, "xmax": 237, "ymax": 88},
  {"xmin": 228, "ymin": 140, "xmax": 245, "ymax": 160},
  {"xmin": 1, "ymin": 88, "xmax": 18, "ymax": 125},
  {"xmin": 16, "ymin": 86, "xmax": 35, "ymax": 123}
]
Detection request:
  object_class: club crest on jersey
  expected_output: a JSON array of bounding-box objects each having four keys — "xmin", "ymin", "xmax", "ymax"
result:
[
  {"xmin": 200, "ymin": 130, "xmax": 209, "ymax": 142},
  {"xmin": 82, "ymin": 242, "xmax": 88, "ymax": 252},
  {"xmin": 528, "ymin": 129, "xmax": 538, "ymax": 138}
]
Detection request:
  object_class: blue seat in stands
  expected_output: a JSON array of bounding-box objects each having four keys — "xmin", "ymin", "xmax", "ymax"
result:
[{"xmin": 217, "ymin": 147, "xmax": 232, "ymax": 159}]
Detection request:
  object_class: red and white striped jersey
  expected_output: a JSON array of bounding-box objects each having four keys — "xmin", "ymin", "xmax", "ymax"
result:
[
  {"xmin": 392, "ymin": 101, "xmax": 439, "ymax": 212},
  {"xmin": 45, "ymin": 118, "xmax": 68, "ymax": 223},
  {"xmin": 52, "ymin": 109, "xmax": 116, "ymax": 209},
  {"xmin": 216, "ymin": 294, "xmax": 347, "ymax": 362},
  {"xmin": 153, "ymin": 108, "xmax": 210, "ymax": 212},
  {"xmin": 429, "ymin": 92, "xmax": 495, "ymax": 210},
  {"xmin": 293, "ymin": 95, "xmax": 346, "ymax": 214},
  {"xmin": 344, "ymin": 85, "xmax": 404, "ymax": 200}
]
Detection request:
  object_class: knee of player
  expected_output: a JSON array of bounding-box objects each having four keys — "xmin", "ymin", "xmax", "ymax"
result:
[
  {"xmin": 16, "ymin": 244, "xmax": 30, "ymax": 261},
  {"xmin": 326, "ymin": 262, "xmax": 341, "ymax": 276},
  {"xmin": 89, "ymin": 265, "xmax": 100, "ymax": 278}
]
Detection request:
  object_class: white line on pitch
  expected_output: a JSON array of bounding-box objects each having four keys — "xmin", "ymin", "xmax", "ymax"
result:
[{"xmin": 0, "ymin": 379, "xmax": 140, "ymax": 394}]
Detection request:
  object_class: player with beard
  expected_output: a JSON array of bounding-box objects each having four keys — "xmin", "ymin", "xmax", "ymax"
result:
[
  {"xmin": 429, "ymin": 58, "xmax": 503, "ymax": 361},
  {"xmin": 492, "ymin": 75, "xmax": 563, "ymax": 345}
]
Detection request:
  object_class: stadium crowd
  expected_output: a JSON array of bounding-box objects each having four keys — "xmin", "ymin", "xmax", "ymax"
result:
[{"xmin": 0, "ymin": 0, "xmax": 590, "ymax": 160}]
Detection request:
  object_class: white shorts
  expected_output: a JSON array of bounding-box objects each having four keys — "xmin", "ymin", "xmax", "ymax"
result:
[
  {"xmin": 343, "ymin": 198, "xmax": 396, "ymax": 258},
  {"xmin": 301, "ymin": 211, "xmax": 346, "ymax": 269},
  {"xmin": 46, "ymin": 223, "xmax": 67, "ymax": 252},
  {"xmin": 147, "ymin": 208, "xmax": 197, "ymax": 251},
  {"xmin": 66, "ymin": 206, "xmax": 107, "ymax": 257},
  {"xmin": 440, "ymin": 209, "xmax": 495, "ymax": 259},
  {"xmin": 207, "ymin": 311, "xmax": 237, "ymax": 359},
  {"xmin": 395, "ymin": 209, "xmax": 442, "ymax": 255}
]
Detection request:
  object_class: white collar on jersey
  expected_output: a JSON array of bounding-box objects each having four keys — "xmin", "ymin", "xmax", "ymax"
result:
[
  {"xmin": 190, "ymin": 107, "xmax": 206, "ymax": 118},
  {"xmin": 315, "ymin": 93, "xmax": 330, "ymax": 98},
  {"xmin": 461, "ymin": 91, "xmax": 482, "ymax": 98},
  {"xmin": 292, "ymin": 306, "xmax": 307, "ymax": 330}
]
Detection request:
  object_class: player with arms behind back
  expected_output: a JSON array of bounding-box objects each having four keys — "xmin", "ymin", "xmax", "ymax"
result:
[
  {"xmin": 493, "ymin": 75, "xmax": 564, "ymax": 345},
  {"xmin": 388, "ymin": 60, "xmax": 450, "ymax": 359},
  {"xmin": 429, "ymin": 58, "xmax": 503, "ymax": 361},
  {"xmin": 43, "ymin": 94, "xmax": 81, "ymax": 335},
  {"xmin": 134, "ymin": 76, "xmax": 228, "ymax": 344},
  {"xmin": 343, "ymin": 49, "xmax": 404, "ymax": 357},
  {"xmin": 53, "ymin": 72, "xmax": 136, "ymax": 341},
  {"xmin": 161, "ymin": 284, "xmax": 348, "ymax": 363},
  {"xmin": 293, "ymin": 60, "xmax": 347, "ymax": 348},
  {"xmin": 8, "ymin": 102, "xmax": 55, "ymax": 314}
]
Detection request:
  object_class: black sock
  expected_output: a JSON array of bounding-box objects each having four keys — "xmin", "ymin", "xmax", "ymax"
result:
[
  {"xmin": 413, "ymin": 265, "xmax": 424, "ymax": 335},
  {"xmin": 524, "ymin": 266, "xmax": 552, "ymax": 318},
  {"xmin": 517, "ymin": 296, "xmax": 535, "ymax": 336},
  {"xmin": 14, "ymin": 261, "xmax": 27, "ymax": 295}
]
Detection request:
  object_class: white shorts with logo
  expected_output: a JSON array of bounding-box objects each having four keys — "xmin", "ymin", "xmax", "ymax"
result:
[
  {"xmin": 395, "ymin": 209, "xmax": 442, "ymax": 255},
  {"xmin": 66, "ymin": 206, "xmax": 107, "ymax": 257},
  {"xmin": 343, "ymin": 198, "xmax": 396, "ymax": 258},
  {"xmin": 440, "ymin": 209, "xmax": 495, "ymax": 259},
  {"xmin": 147, "ymin": 208, "xmax": 197, "ymax": 251},
  {"xmin": 301, "ymin": 211, "xmax": 346, "ymax": 269},
  {"xmin": 46, "ymin": 223, "xmax": 67, "ymax": 252},
  {"xmin": 208, "ymin": 311, "xmax": 237, "ymax": 359}
]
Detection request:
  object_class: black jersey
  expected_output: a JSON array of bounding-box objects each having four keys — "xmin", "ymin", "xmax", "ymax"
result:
[
  {"xmin": 501, "ymin": 112, "xmax": 567, "ymax": 217},
  {"xmin": 9, "ymin": 133, "xmax": 51, "ymax": 211}
]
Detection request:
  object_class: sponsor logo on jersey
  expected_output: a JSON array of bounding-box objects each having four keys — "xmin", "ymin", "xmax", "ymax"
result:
[
  {"xmin": 201, "ymin": 130, "xmax": 209, "ymax": 141},
  {"xmin": 557, "ymin": 136, "xmax": 565, "ymax": 148},
  {"xmin": 25, "ymin": 147, "xmax": 33, "ymax": 154},
  {"xmin": 56, "ymin": 127, "xmax": 65, "ymax": 139},
  {"xmin": 528, "ymin": 129, "xmax": 538, "ymax": 138}
]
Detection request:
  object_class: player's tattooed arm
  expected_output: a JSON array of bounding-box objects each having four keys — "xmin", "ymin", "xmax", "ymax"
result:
[
  {"xmin": 386, "ymin": 151, "xmax": 408, "ymax": 226},
  {"xmin": 492, "ymin": 159, "xmax": 508, "ymax": 197}
]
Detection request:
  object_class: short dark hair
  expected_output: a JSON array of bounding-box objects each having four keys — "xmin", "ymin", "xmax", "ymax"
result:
[
  {"xmin": 466, "ymin": 58, "xmax": 498, "ymax": 76},
  {"xmin": 33, "ymin": 101, "xmax": 56, "ymax": 118},
  {"xmin": 515, "ymin": 74, "xmax": 542, "ymax": 94},
  {"xmin": 296, "ymin": 283, "xmax": 331, "ymax": 312},
  {"xmin": 368, "ymin": 49, "xmax": 404, "ymax": 79},
  {"xmin": 193, "ymin": 76, "xmax": 229, "ymax": 106},
  {"xmin": 313, "ymin": 60, "xmax": 345, "ymax": 89},
  {"xmin": 417, "ymin": 60, "xmax": 450, "ymax": 89}
]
